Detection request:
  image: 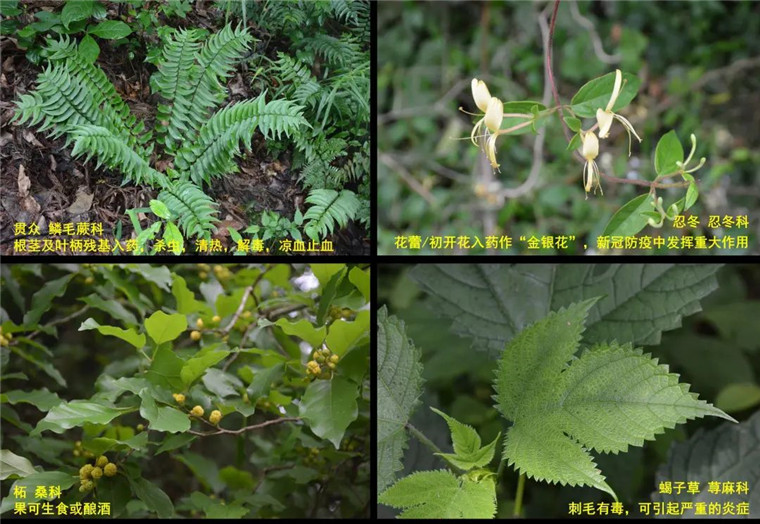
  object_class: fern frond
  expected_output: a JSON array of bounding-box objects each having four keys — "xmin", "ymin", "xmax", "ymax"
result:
[
  {"xmin": 166, "ymin": 24, "xmax": 253, "ymax": 150},
  {"xmin": 69, "ymin": 125, "xmax": 161, "ymax": 186},
  {"xmin": 153, "ymin": 28, "xmax": 203, "ymax": 151},
  {"xmin": 158, "ymin": 180, "xmax": 219, "ymax": 238},
  {"xmin": 303, "ymin": 188, "xmax": 360, "ymax": 240},
  {"xmin": 13, "ymin": 64, "xmax": 111, "ymax": 141},
  {"xmin": 300, "ymin": 33, "xmax": 363, "ymax": 67},
  {"xmin": 175, "ymin": 92, "xmax": 308, "ymax": 185},
  {"xmin": 44, "ymin": 36, "xmax": 151, "ymax": 156}
]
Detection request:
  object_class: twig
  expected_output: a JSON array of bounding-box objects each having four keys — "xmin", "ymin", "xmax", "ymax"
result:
[
  {"xmin": 569, "ymin": 0, "xmax": 620, "ymax": 64},
  {"xmin": 221, "ymin": 285, "xmax": 254, "ymax": 335},
  {"xmin": 187, "ymin": 416, "xmax": 301, "ymax": 436},
  {"xmin": 380, "ymin": 153, "xmax": 437, "ymax": 205},
  {"xmin": 546, "ymin": 0, "xmax": 572, "ymax": 143},
  {"xmin": 26, "ymin": 305, "xmax": 90, "ymax": 341}
]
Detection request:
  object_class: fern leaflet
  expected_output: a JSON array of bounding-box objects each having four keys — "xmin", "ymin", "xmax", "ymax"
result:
[{"xmin": 303, "ymin": 189, "xmax": 360, "ymax": 241}]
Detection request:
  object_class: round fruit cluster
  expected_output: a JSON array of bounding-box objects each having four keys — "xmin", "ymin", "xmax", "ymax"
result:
[
  {"xmin": 175, "ymin": 395, "xmax": 223, "ymax": 426},
  {"xmin": 306, "ymin": 347, "xmax": 339, "ymax": 380},
  {"xmin": 78, "ymin": 455, "xmax": 117, "ymax": 492}
]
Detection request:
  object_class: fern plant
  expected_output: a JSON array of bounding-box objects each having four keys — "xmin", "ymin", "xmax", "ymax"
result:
[
  {"xmin": 12, "ymin": 24, "xmax": 308, "ymax": 250},
  {"xmin": 378, "ymin": 264, "xmax": 741, "ymax": 519},
  {"xmin": 249, "ymin": 0, "xmax": 370, "ymax": 233}
]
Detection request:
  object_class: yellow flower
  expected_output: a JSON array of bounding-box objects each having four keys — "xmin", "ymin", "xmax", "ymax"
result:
[
  {"xmin": 580, "ymin": 130, "xmax": 602, "ymax": 197},
  {"xmin": 595, "ymin": 69, "xmax": 642, "ymax": 155},
  {"xmin": 209, "ymin": 410, "xmax": 222, "ymax": 425}
]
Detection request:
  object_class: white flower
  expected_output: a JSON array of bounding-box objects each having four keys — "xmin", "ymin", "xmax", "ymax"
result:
[
  {"xmin": 469, "ymin": 79, "xmax": 504, "ymax": 169},
  {"xmin": 471, "ymin": 78, "xmax": 491, "ymax": 113},
  {"xmin": 580, "ymin": 130, "xmax": 602, "ymax": 197},
  {"xmin": 595, "ymin": 69, "xmax": 642, "ymax": 156}
]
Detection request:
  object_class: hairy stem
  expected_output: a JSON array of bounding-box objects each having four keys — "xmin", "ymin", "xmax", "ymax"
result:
[
  {"xmin": 514, "ymin": 473, "xmax": 526, "ymax": 517},
  {"xmin": 406, "ymin": 422, "xmax": 444, "ymax": 456}
]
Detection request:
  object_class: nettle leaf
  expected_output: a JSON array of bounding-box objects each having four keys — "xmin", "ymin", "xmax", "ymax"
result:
[
  {"xmin": 411, "ymin": 264, "xmax": 720, "ymax": 357},
  {"xmin": 652, "ymin": 409, "xmax": 760, "ymax": 517},
  {"xmin": 493, "ymin": 299, "xmax": 735, "ymax": 500},
  {"xmin": 377, "ymin": 307, "xmax": 424, "ymax": 492},
  {"xmin": 430, "ymin": 408, "xmax": 500, "ymax": 471},
  {"xmin": 378, "ymin": 470, "xmax": 496, "ymax": 519}
]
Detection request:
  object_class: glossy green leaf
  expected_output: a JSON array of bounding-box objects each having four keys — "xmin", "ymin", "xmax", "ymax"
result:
[
  {"xmin": 0, "ymin": 450, "xmax": 36, "ymax": 479},
  {"xmin": 145, "ymin": 346, "xmax": 185, "ymax": 391},
  {"xmin": 682, "ymin": 172, "xmax": 699, "ymax": 211},
  {"xmin": 79, "ymin": 317, "xmax": 146, "ymax": 349},
  {"xmin": 88, "ymin": 20, "xmax": 132, "ymax": 39},
  {"xmin": 275, "ymin": 318, "xmax": 325, "ymax": 347},
  {"xmin": 129, "ymin": 476, "xmax": 174, "ymax": 518},
  {"xmin": 602, "ymin": 193, "xmax": 652, "ymax": 237},
  {"xmin": 0, "ymin": 388, "xmax": 61, "ymax": 412},
  {"xmin": 348, "ymin": 266, "xmax": 370, "ymax": 301},
  {"xmin": 325, "ymin": 310, "xmax": 369, "ymax": 356},
  {"xmin": 299, "ymin": 376, "xmax": 358, "ymax": 448},
  {"xmin": 570, "ymin": 71, "xmax": 641, "ymax": 118},
  {"xmin": 181, "ymin": 350, "xmax": 230, "ymax": 388},
  {"xmin": 654, "ymin": 130, "xmax": 684, "ymax": 176},
  {"xmin": 61, "ymin": 0, "xmax": 94, "ymax": 27},
  {"xmin": 78, "ymin": 33, "xmax": 99, "ymax": 63},
  {"xmin": 31, "ymin": 400, "xmax": 128, "ymax": 436},
  {"xmin": 565, "ymin": 116, "xmax": 581, "ymax": 132},
  {"xmin": 139, "ymin": 389, "xmax": 190, "ymax": 433},
  {"xmin": 246, "ymin": 363, "xmax": 284, "ymax": 400},
  {"xmin": 144, "ymin": 311, "xmax": 187, "ymax": 345}
]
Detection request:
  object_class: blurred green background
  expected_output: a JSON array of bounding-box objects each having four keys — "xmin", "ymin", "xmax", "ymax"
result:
[
  {"xmin": 378, "ymin": 263, "xmax": 760, "ymax": 517},
  {"xmin": 377, "ymin": 0, "xmax": 760, "ymax": 254}
]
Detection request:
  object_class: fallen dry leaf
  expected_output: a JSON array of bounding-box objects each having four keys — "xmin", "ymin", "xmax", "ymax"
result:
[
  {"xmin": 17, "ymin": 164, "xmax": 30, "ymax": 196},
  {"xmin": 22, "ymin": 130, "xmax": 43, "ymax": 148},
  {"xmin": 67, "ymin": 187, "xmax": 94, "ymax": 215}
]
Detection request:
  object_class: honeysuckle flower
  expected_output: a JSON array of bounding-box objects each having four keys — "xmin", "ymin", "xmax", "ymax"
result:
[
  {"xmin": 469, "ymin": 80, "xmax": 504, "ymax": 169},
  {"xmin": 595, "ymin": 69, "xmax": 642, "ymax": 155},
  {"xmin": 471, "ymin": 78, "xmax": 491, "ymax": 113},
  {"xmin": 580, "ymin": 130, "xmax": 602, "ymax": 197}
]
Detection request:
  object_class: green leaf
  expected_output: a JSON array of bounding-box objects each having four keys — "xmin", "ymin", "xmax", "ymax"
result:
[
  {"xmin": 430, "ymin": 407, "xmax": 500, "ymax": 471},
  {"xmin": 181, "ymin": 350, "xmax": 230, "ymax": 388},
  {"xmin": 88, "ymin": 20, "xmax": 132, "ymax": 39},
  {"xmin": 129, "ymin": 476, "xmax": 174, "ymax": 518},
  {"xmin": 377, "ymin": 307, "xmax": 424, "ymax": 491},
  {"xmin": 144, "ymin": 310, "xmax": 187, "ymax": 345},
  {"xmin": 602, "ymin": 193, "xmax": 652, "ymax": 237},
  {"xmin": 155, "ymin": 433, "xmax": 197, "ymax": 455},
  {"xmin": 275, "ymin": 318, "xmax": 325, "ymax": 347},
  {"xmin": 24, "ymin": 274, "xmax": 76, "ymax": 326},
  {"xmin": 566, "ymin": 131, "xmax": 581, "ymax": 151},
  {"xmin": 150, "ymin": 199, "xmax": 171, "ymax": 219},
  {"xmin": 348, "ymin": 266, "xmax": 370, "ymax": 301},
  {"xmin": 570, "ymin": 71, "xmax": 641, "ymax": 118},
  {"xmin": 219, "ymin": 465, "xmax": 255, "ymax": 490},
  {"xmin": 78, "ymin": 33, "xmax": 99, "ymax": 63},
  {"xmin": 138, "ymin": 389, "xmax": 190, "ymax": 433},
  {"xmin": 378, "ymin": 470, "xmax": 496, "ymax": 518},
  {"xmin": 682, "ymin": 172, "xmax": 699, "ymax": 211},
  {"xmin": 61, "ymin": 0, "xmax": 94, "ymax": 28},
  {"xmin": 654, "ymin": 130, "xmax": 684, "ymax": 176},
  {"xmin": 565, "ymin": 116, "xmax": 581, "ymax": 133},
  {"xmin": 311, "ymin": 264, "xmax": 346, "ymax": 288},
  {"xmin": 31, "ymin": 400, "xmax": 128, "ymax": 436},
  {"xmin": 493, "ymin": 299, "xmax": 735, "ymax": 500},
  {"xmin": 410, "ymin": 264, "xmax": 721, "ymax": 357},
  {"xmin": 79, "ymin": 317, "xmax": 146, "ymax": 349},
  {"xmin": 202, "ymin": 368, "xmax": 243, "ymax": 398},
  {"xmin": 0, "ymin": 471, "xmax": 77, "ymax": 515},
  {"xmin": 299, "ymin": 376, "xmax": 358, "ymax": 449},
  {"xmin": 79, "ymin": 294, "xmax": 137, "ymax": 325},
  {"xmin": 246, "ymin": 363, "xmax": 284, "ymax": 400},
  {"xmin": 701, "ymin": 301, "xmax": 760, "ymax": 352},
  {"xmin": 325, "ymin": 309, "xmax": 369, "ymax": 356},
  {"xmin": 500, "ymin": 101, "xmax": 546, "ymax": 136},
  {"xmin": 652, "ymin": 410, "xmax": 760, "ymax": 517},
  {"xmin": 145, "ymin": 346, "xmax": 185, "ymax": 391},
  {"xmin": 172, "ymin": 275, "xmax": 212, "ymax": 315},
  {"xmin": 715, "ymin": 383, "xmax": 760, "ymax": 413},
  {"xmin": 163, "ymin": 221, "xmax": 184, "ymax": 255},
  {"xmin": 0, "ymin": 450, "xmax": 36, "ymax": 480},
  {"xmin": 0, "ymin": 388, "xmax": 61, "ymax": 412}
]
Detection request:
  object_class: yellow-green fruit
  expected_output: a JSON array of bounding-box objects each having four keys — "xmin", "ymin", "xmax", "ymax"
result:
[
  {"xmin": 85, "ymin": 276, "xmax": 94, "ymax": 285},
  {"xmin": 242, "ymin": 311, "xmax": 252, "ymax": 319},
  {"xmin": 196, "ymin": 318, "xmax": 204, "ymax": 329},
  {"xmin": 315, "ymin": 354, "xmax": 325, "ymax": 363},
  {"xmin": 75, "ymin": 440, "xmax": 82, "ymax": 448},
  {"xmin": 73, "ymin": 449, "xmax": 81, "ymax": 457},
  {"xmin": 81, "ymin": 479, "xmax": 94, "ymax": 491},
  {"xmin": 212, "ymin": 315, "xmax": 221, "ymax": 323},
  {"xmin": 90, "ymin": 467, "xmax": 103, "ymax": 479},
  {"xmin": 84, "ymin": 451, "xmax": 94, "ymax": 458},
  {"xmin": 137, "ymin": 423, "xmax": 145, "ymax": 431},
  {"xmin": 199, "ymin": 271, "xmax": 208, "ymax": 279},
  {"xmin": 96, "ymin": 456, "xmax": 108, "ymax": 468},
  {"xmin": 190, "ymin": 330, "xmax": 202, "ymax": 341},
  {"xmin": 173, "ymin": 393, "xmax": 186, "ymax": 404},
  {"xmin": 191, "ymin": 405, "xmax": 204, "ymax": 417},
  {"xmin": 104, "ymin": 463, "xmax": 117, "ymax": 477},
  {"xmin": 327, "ymin": 362, "xmax": 336, "ymax": 370},
  {"xmin": 329, "ymin": 354, "xmax": 339, "ymax": 363},
  {"xmin": 209, "ymin": 410, "xmax": 222, "ymax": 425},
  {"xmin": 80, "ymin": 464, "xmax": 93, "ymax": 479}
]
